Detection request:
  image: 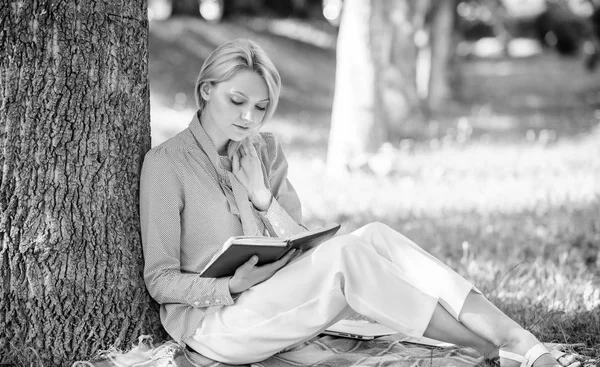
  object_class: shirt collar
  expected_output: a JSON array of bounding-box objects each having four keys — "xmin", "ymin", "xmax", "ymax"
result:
[{"xmin": 189, "ymin": 111, "xmax": 232, "ymax": 170}]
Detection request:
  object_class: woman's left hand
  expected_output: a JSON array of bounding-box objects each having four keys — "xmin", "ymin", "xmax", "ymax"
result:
[{"xmin": 232, "ymin": 139, "xmax": 272, "ymax": 211}]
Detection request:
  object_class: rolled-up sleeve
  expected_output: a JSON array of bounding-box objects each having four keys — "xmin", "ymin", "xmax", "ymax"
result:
[
  {"xmin": 140, "ymin": 150, "xmax": 235, "ymax": 308},
  {"xmin": 258, "ymin": 133, "xmax": 308, "ymax": 237}
]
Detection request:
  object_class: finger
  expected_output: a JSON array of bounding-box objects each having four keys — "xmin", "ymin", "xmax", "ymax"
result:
[
  {"xmin": 248, "ymin": 141, "xmax": 258, "ymax": 157},
  {"xmin": 559, "ymin": 355, "xmax": 578, "ymax": 365},
  {"xmin": 285, "ymin": 248, "xmax": 298, "ymax": 260},
  {"xmin": 239, "ymin": 143, "xmax": 248, "ymax": 157},
  {"xmin": 237, "ymin": 151, "xmax": 250, "ymax": 170},
  {"xmin": 289, "ymin": 249, "xmax": 303, "ymax": 262},
  {"xmin": 232, "ymin": 153, "xmax": 240, "ymax": 172},
  {"xmin": 552, "ymin": 350, "xmax": 578, "ymax": 366},
  {"xmin": 241, "ymin": 255, "xmax": 259, "ymax": 270},
  {"xmin": 244, "ymin": 139, "xmax": 256, "ymax": 156},
  {"xmin": 274, "ymin": 249, "xmax": 296, "ymax": 268},
  {"xmin": 257, "ymin": 249, "xmax": 295, "ymax": 272}
]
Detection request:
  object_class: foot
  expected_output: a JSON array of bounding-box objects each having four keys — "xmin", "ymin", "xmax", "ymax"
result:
[
  {"xmin": 499, "ymin": 331, "xmax": 560, "ymax": 367},
  {"xmin": 550, "ymin": 349, "xmax": 582, "ymax": 367}
]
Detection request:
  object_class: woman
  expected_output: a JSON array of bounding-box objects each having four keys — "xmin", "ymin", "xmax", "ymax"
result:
[{"xmin": 140, "ymin": 39, "xmax": 573, "ymax": 366}]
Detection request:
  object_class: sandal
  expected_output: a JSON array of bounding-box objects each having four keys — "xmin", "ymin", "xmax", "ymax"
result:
[
  {"xmin": 499, "ymin": 343, "xmax": 560, "ymax": 367},
  {"xmin": 549, "ymin": 349, "xmax": 582, "ymax": 367}
]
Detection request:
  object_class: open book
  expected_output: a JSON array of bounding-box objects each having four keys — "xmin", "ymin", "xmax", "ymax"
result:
[
  {"xmin": 199, "ymin": 224, "xmax": 341, "ymax": 278},
  {"xmin": 322, "ymin": 319, "xmax": 454, "ymax": 346}
]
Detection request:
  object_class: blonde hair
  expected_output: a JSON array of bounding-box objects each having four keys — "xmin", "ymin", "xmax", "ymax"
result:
[{"xmin": 194, "ymin": 39, "xmax": 281, "ymax": 123}]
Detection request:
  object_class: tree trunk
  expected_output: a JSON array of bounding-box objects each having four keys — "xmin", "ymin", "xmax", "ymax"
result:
[
  {"xmin": 428, "ymin": 0, "xmax": 456, "ymax": 111},
  {"xmin": 327, "ymin": 0, "xmax": 426, "ymax": 173},
  {"xmin": 327, "ymin": 0, "xmax": 379, "ymax": 172},
  {"xmin": 0, "ymin": 2, "xmax": 165, "ymax": 366}
]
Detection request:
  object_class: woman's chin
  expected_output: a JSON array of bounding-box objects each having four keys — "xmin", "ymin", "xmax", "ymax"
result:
[
  {"xmin": 229, "ymin": 128, "xmax": 256, "ymax": 140},
  {"xmin": 229, "ymin": 134, "xmax": 249, "ymax": 142}
]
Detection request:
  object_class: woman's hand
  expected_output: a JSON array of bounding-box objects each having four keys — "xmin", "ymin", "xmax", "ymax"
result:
[
  {"xmin": 228, "ymin": 249, "xmax": 297, "ymax": 294},
  {"xmin": 231, "ymin": 139, "xmax": 272, "ymax": 211}
]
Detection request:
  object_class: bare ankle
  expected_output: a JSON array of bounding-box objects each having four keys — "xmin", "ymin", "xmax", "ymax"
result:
[
  {"xmin": 481, "ymin": 344, "xmax": 499, "ymax": 360},
  {"xmin": 501, "ymin": 329, "xmax": 538, "ymax": 350}
]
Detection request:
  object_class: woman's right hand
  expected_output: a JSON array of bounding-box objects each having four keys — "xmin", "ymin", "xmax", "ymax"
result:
[{"xmin": 228, "ymin": 249, "xmax": 297, "ymax": 294}]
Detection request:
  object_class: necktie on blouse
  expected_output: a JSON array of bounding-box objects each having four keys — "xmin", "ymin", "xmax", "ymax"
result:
[{"xmin": 189, "ymin": 113, "xmax": 264, "ymax": 237}]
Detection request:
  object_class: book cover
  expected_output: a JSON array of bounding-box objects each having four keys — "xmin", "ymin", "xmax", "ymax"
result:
[{"xmin": 199, "ymin": 224, "xmax": 341, "ymax": 278}]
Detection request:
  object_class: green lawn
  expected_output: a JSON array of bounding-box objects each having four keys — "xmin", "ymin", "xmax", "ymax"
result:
[{"xmin": 150, "ymin": 15, "xmax": 600, "ymax": 361}]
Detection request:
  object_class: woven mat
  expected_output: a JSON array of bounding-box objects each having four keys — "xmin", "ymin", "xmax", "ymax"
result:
[
  {"xmin": 78, "ymin": 334, "xmax": 499, "ymax": 367},
  {"xmin": 78, "ymin": 332, "xmax": 598, "ymax": 367}
]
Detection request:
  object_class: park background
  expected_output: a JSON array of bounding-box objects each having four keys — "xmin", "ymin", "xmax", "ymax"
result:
[
  {"xmin": 148, "ymin": 0, "xmax": 600, "ymax": 358},
  {"xmin": 0, "ymin": 0, "xmax": 599, "ymax": 366}
]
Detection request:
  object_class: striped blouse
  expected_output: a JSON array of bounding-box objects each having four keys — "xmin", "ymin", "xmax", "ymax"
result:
[{"xmin": 140, "ymin": 113, "xmax": 307, "ymax": 343}]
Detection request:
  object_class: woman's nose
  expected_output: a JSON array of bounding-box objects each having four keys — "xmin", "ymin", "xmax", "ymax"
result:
[{"xmin": 241, "ymin": 109, "xmax": 254, "ymax": 123}]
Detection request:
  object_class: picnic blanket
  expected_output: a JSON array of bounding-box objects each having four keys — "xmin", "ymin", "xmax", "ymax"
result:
[
  {"xmin": 77, "ymin": 334, "xmax": 596, "ymax": 367},
  {"xmin": 77, "ymin": 334, "xmax": 496, "ymax": 367}
]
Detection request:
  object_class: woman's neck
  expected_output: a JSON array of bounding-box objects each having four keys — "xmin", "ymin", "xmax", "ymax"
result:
[
  {"xmin": 199, "ymin": 110, "xmax": 229, "ymax": 155},
  {"xmin": 213, "ymin": 139, "xmax": 229, "ymax": 156}
]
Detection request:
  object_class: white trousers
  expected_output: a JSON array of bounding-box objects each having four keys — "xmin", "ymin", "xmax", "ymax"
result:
[{"xmin": 184, "ymin": 222, "xmax": 480, "ymax": 364}]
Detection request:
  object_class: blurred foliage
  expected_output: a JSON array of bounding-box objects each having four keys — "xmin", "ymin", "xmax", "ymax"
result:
[{"xmin": 150, "ymin": 0, "xmax": 327, "ymax": 21}]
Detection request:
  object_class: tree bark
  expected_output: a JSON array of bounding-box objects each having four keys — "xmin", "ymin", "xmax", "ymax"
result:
[
  {"xmin": 0, "ymin": 1, "xmax": 165, "ymax": 366},
  {"xmin": 327, "ymin": 0, "xmax": 426, "ymax": 173}
]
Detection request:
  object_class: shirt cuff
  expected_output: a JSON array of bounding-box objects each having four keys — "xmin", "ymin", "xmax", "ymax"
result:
[
  {"xmin": 188, "ymin": 276, "xmax": 235, "ymax": 308},
  {"xmin": 261, "ymin": 197, "xmax": 307, "ymax": 238}
]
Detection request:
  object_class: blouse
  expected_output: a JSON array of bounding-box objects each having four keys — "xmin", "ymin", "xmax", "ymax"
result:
[{"xmin": 140, "ymin": 113, "xmax": 307, "ymax": 342}]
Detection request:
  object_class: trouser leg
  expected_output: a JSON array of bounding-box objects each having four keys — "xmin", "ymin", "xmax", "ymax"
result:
[
  {"xmin": 350, "ymin": 221, "xmax": 481, "ymax": 319},
  {"xmin": 185, "ymin": 233, "xmax": 442, "ymax": 364},
  {"xmin": 351, "ymin": 223, "xmax": 500, "ymax": 355},
  {"xmin": 185, "ymin": 223, "xmax": 479, "ymax": 364}
]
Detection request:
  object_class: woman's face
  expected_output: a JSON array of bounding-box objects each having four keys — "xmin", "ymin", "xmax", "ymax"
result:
[{"xmin": 201, "ymin": 69, "xmax": 269, "ymax": 153}]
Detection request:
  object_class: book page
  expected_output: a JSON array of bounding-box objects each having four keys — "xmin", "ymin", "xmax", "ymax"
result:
[
  {"xmin": 288, "ymin": 224, "xmax": 341, "ymax": 252},
  {"xmin": 288, "ymin": 223, "xmax": 341, "ymax": 242},
  {"xmin": 231, "ymin": 237, "xmax": 287, "ymax": 246}
]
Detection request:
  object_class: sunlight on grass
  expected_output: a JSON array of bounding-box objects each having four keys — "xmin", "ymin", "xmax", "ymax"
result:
[
  {"xmin": 460, "ymin": 259, "xmax": 599, "ymax": 312},
  {"xmin": 288, "ymin": 124, "xmax": 600, "ymax": 220},
  {"xmin": 285, "ymin": 122, "xmax": 600, "ymax": 352}
]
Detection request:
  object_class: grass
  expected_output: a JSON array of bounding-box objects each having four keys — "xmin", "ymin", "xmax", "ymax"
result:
[
  {"xmin": 285, "ymin": 132, "xmax": 600, "ymax": 359},
  {"xmin": 281, "ymin": 120, "xmax": 600, "ymax": 362},
  {"xmin": 148, "ymin": 14, "xmax": 600, "ymax": 363}
]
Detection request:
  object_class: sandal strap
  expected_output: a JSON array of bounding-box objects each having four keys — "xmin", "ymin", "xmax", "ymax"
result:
[
  {"xmin": 523, "ymin": 343, "xmax": 550, "ymax": 367},
  {"xmin": 549, "ymin": 349, "xmax": 566, "ymax": 360},
  {"xmin": 499, "ymin": 343, "xmax": 551, "ymax": 367},
  {"xmin": 499, "ymin": 349, "xmax": 525, "ymax": 364}
]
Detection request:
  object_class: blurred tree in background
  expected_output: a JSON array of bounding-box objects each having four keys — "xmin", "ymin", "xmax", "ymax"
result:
[
  {"xmin": 327, "ymin": 0, "xmax": 456, "ymax": 173},
  {"xmin": 0, "ymin": 1, "xmax": 164, "ymax": 366},
  {"xmin": 326, "ymin": 0, "xmax": 600, "ymax": 172}
]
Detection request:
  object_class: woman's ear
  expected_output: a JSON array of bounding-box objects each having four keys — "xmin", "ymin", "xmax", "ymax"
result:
[{"xmin": 200, "ymin": 82, "xmax": 212, "ymax": 101}]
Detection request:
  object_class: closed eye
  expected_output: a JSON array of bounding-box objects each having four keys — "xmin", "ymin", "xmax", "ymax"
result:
[
  {"xmin": 255, "ymin": 105, "xmax": 266, "ymax": 112},
  {"xmin": 230, "ymin": 99, "xmax": 243, "ymax": 106}
]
